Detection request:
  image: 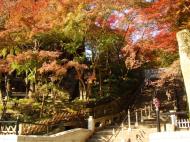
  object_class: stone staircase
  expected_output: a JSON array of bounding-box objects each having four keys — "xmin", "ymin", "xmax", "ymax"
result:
[
  {"xmin": 133, "ymin": 82, "xmax": 154, "ymax": 109},
  {"xmin": 87, "ymin": 111, "xmax": 159, "ymax": 142},
  {"xmin": 86, "ymin": 107, "xmax": 168, "ymax": 141},
  {"xmin": 87, "ymin": 124, "xmax": 122, "ymax": 142},
  {"xmin": 87, "ymin": 74, "xmax": 179, "ymax": 142},
  {"xmin": 87, "ymin": 122, "xmax": 157, "ymax": 142},
  {"xmin": 87, "ymin": 79, "xmax": 162, "ymax": 142},
  {"xmin": 115, "ymin": 126, "xmax": 157, "ymax": 142},
  {"xmin": 87, "ymin": 125, "xmax": 117, "ymax": 142}
]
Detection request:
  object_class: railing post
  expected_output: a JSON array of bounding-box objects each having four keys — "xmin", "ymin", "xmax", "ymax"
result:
[
  {"xmin": 121, "ymin": 123, "xmax": 126, "ymax": 142},
  {"xmin": 112, "ymin": 128, "xmax": 115, "ymax": 135},
  {"xmin": 135, "ymin": 110, "xmax": 138, "ymax": 128},
  {"xmin": 121, "ymin": 123, "xmax": 124, "ymax": 136},
  {"xmin": 128, "ymin": 109, "xmax": 131, "ymax": 132},
  {"xmin": 187, "ymin": 119, "xmax": 189, "ymax": 128},
  {"xmin": 19, "ymin": 123, "xmax": 22, "ymax": 135},
  {"xmin": 170, "ymin": 110, "xmax": 177, "ymax": 131},
  {"xmin": 153, "ymin": 97, "xmax": 160, "ymax": 132},
  {"xmin": 148, "ymin": 106, "xmax": 151, "ymax": 119},
  {"xmin": 88, "ymin": 116, "xmax": 95, "ymax": 131},
  {"xmin": 150, "ymin": 103, "xmax": 153, "ymax": 111},
  {"xmin": 140, "ymin": 109, "xmax": 144, "ymax": 122},
  {"xmin": 156, "ymin": 108, "xmax": 161, "ymax": 132},
  {"xmin": 16, "ymin": 117, "xmax": 19, "ymax": 135},
  {"xmin": 145, "ymin": 106, "xmax": 148, "ymax": 118}
]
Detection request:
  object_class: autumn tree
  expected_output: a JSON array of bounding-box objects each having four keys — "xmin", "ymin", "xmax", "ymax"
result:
[{"xmin": 0, "ymin": 0, "xmax": 185, "ymax": 102}]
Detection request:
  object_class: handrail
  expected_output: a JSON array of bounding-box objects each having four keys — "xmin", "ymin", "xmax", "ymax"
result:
[
  {"xmin": 0, "ymin": 120, "xmax": 17, "ymax": 123},
  {"xmin": 161, "ymin": 111, "xmax": 187, "ymax": 115},
  {"xmin": 105, "ymin": 80, "xmax": 145, "ymax": 142},
  {"xmin": 21, "ymin": 121, "xmax": 48, "ymax": 126},
  {"xmin": 105, "ymin": 111, "xmax": 128, "ymax": 142}
]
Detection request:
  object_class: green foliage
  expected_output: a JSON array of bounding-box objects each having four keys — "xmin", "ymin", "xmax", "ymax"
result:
[
  {"xmin": 0, "ymin": 48, "xmax": 8, "ymax": 58},
  {"xmin": 0, "ymin": 15, "xmax": 6, "ymax": 29},
  {"xmin": 33, "ymin": 6, "xmax": 87, "ymax": 58},
  {"xmin": 9, "ymin": 30, "xmax": 30, "ymax": 44},
  {"xmin": 33, "ymin": 29, "xmax": 64, "ymax": 50},
  {"xmin": 34, "ymin": 82, "xmax": 69, "ymax": 105},
  {"xmin": 159, "ymin": 52, "xmax": 179, "ymax": 67},
  {"xmin": 11, "ymin": 60, "xmax": 37, "ymax": 83},
  {"xmin": 144, "ymin": 49, "xmax": 179, "ymax": 68},
  {"xmin": 63, "ymin": 9, "xmax": 87, "ymax": 43},
  {"xmin": 0, "ymin": 104, "xmax": 3, "ymax": 112},
  {"xmin": 0, "ymin": 47, "xmax": 21, "ymax": 58},
  {"xmin": 1, "ymin": 0, "xmax": 182, "ymax": 122}
]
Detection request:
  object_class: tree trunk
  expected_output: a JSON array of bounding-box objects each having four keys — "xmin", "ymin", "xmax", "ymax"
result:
[
  {"xmin": 99, "ymin": 69, "xmax": 102, "ymax": 96},
  {"xmin": 79, "ymin": 79, "xmax": 87, "ymax": 100},
  {"xmin": 0, "ymin": 74, "xmax": 2, "ymax": 102},
  {"xmin": 5, "ymin": 75, "xmax": 11, "ymax": 98},
  {"xmin": 28, "ymin": 82, "xmax": 35, "ymax": 98},
  {"xmin": 87, "ymin": 82, "xmax": 92, "ymax": 99},
  {"xmin": 25, "ymin": 72, "xmax": 29, "ymax": 98},
  {"xmin": 40, "ymin": 93, "xmax": 45, "ymax": 118},
  {"xmin": 176, "ymin": 29, "xmax": 190, "ymax": 112}
]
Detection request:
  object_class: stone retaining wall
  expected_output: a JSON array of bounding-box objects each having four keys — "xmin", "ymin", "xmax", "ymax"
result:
[{"xmin": 0, "ymin": 128, "xmax": 92, "ymax": 142}]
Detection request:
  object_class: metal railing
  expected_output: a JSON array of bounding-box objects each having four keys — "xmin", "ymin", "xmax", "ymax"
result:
[
  {"xmin": 177, "ymin": 119, "xmax": 190, "ymax": 128},
  {"xmin": 105, "ymin": 80, "xmax": 146, "ymax": 141},
  {"xmin": 105, "ymin": 111, "xmax": 129, "ymax": 142},
  {"xmin": 0, "ymin": 119, "xmax": 19, "ymax": 135}
]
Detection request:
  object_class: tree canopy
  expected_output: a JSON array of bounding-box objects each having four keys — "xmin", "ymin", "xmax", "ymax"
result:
[{"xmin": 0, "ymin": 0, "xmax": 188, "ymax": 104}]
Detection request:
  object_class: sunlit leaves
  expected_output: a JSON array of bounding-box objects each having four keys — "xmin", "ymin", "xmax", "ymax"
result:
[
  {"xmin": 0, "ymin": 59, "xmax": 10, "ymax": 73},
  {"xmin": 38, "ymin": 60, "xmax": 67, "ymax": 81},
  {"xmin": 176, "ymin": 0, "xmax": 190, "ymax": 29},
  {"xmin": 38, "ymin": 60, "xmax": 87, "ymax": 82},
  {"xmin": 0, "ymin": 0, "xmax": 183, "ymax": 85}
]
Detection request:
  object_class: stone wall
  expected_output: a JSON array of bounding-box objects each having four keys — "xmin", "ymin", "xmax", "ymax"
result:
[
  {"xmin": 0, "ymin": 135, "xmax": 17, "ymax": 142},
  {"xmin": 0, "ymin": 128, "xmax": 92, "ymax": 142}
]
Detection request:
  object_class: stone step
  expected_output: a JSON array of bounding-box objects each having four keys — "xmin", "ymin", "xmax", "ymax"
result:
[
  {"xmin": 87, "ymin": 126, "xmax": 118, "ymax": 142},
  {"xmin": 103, "ymin": 125, "xmax": 120, "ymax": 130},
  {"xmin": 96, "ymin": 129, "xmax": 113, "ymax": 135},
  {"xmin": 87, "ymin": 134, "xmax": 111, "ymax": 142},
  {"xmin": 87, "ymin": 138, "xmax": 107, "ymax": 142},
  {"xmin": 87, "ymin": 124, "xmax": 157, "ymax": 142}
]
